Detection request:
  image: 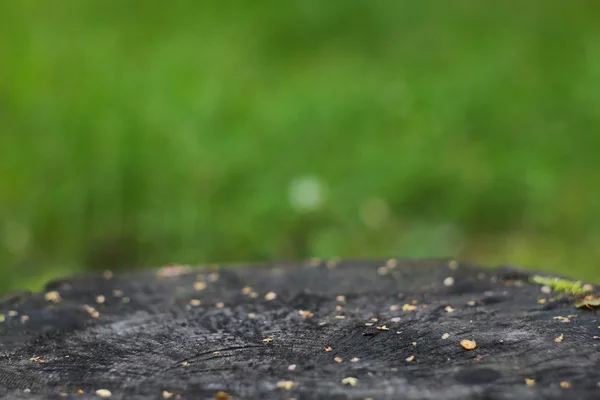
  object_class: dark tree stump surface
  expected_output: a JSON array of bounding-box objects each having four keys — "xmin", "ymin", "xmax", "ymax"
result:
[{"xmin": 1, "ymin": 259, "xmax": 600, "ymax": 400}]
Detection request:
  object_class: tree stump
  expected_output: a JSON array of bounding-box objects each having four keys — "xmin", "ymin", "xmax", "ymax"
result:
[{"xmin": 1, "ymin": 259, "xmax": 599, "ymax": 399}]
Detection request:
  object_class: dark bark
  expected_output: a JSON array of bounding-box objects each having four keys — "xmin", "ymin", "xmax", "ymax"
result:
[{"xmin": 1, "ymin": 259, "xmax": 599, "ymax": 399}]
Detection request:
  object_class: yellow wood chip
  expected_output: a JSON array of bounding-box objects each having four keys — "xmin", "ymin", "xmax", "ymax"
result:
[
  {"xmin": 390, "ymin": 305, "xmax": 400, "ymax": 311},
  {"xmin": 406, "ymin": 355, "xmax": 415, "ymax": 362},
  {"xmin": 96, "ymin": 295, "xmax": 106, "ymax": 304},
  {"xmin": 442, "ymin": 333, "xmax": 450, "ymax": 340},
  {"xmin": 460, "ymin": 339, "xmax": 477, "ymax": 350},
  {"xmin": 263, "ymin": 337, "xmax": 273, "ymax": 343},
  {"xmin": 445, "ymin": 306, "xmax": 455, "ymax": 313},
  {"xmin": 248, "ymin": 313, "xmax": 256, "ymax": 319},
  {"xmin": 334, "ymin": 357, "xmax": 343, "ymax": 363},
  {"xmin": 350, "ymin": 357, "xmax": 360, "ymax": 362},
  {"xmin": 216, "ymin": 302, "xmax": 225, "ymax": 309},
  {"xmin": 162, "ymin": 391, "xmax": 175, "ymax": 399},
  {"xmin": 525, "ymin": 378, "xmax": 536, "ymax": 386},
  {"xmin": 402, "ymin": 304, "xmax": 417, "ymax": 311},
  {"xmin": 189, "ymin": 299, "xmax": 201, "ymax": 306},
  {"xmin": 560, "ymin": 381, "xmax": 571, "ymax": 389},
  {"xmin": 288, "ymin": 364, "xmax": 297, "ymax": 371},
  {"xmin": 336, "ymin": 295, "xmax": 346, "ymax": 302},
  {"xmin": 324, "ymin": 346, "xmax": 333, "ymax": 352},
  {"xmin": 215, "ymin": 392, "xmax": 230, "ymax": 400},
  {"xmin": 334, "ymin": 315, "xmax": 346, "ymax": 319},
  {"xmin": 341, "ymin": 377, "xmax": 358, "ymax": 387},
  {"xmin": 95, "ymin": 389, "xmax": 112, "ymax": 398},
  {"xmin": 377, "ymin": 326, "xmax": 389, "ymax": 331},
  {"xmin": 443, "ymin": 277, "xmax": 455, "ymax": 287},
  {"xmin": 193, "ymin": 281, "xmax": 207, "ymax": 291},
  {"xmin": 277, "ymin": 381, "xmax": 295, "ymax": 391},
  {"xmin": 555, "ymin": 334, "xmax": 564, "ymax": 343},
  {"xmin": 265, "ymin": 292, "xmax": 277, "ymax": 301},
  {"xmin": 241, "ymin": 286, "xmax": 252, "ymax": 295},
  {"xmin": 44, "ymin": 291, "xmax": 62, "ymax": 303}
]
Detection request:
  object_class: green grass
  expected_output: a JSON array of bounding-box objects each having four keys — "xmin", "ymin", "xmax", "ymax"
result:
[{"xmin": 2, "ymin": 1, "xmax": 600, "ymax": 293}]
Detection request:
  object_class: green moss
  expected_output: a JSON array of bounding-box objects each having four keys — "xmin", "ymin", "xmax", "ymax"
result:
[{"xmin": 530, "ymin": 275, "xmax": 587, "ymax": 296}]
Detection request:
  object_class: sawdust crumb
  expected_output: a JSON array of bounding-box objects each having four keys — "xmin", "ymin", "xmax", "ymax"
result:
[
  {"xmin": 288, "ymin": 364, "xmax": 297, "ymax": 371},
  {"xmin": 324, "ymin": 346, "xmax": 333, "ymax": 352},
  {"xmin": 406, "ymin": 355, "xmax": 415, "ymax": 362},
  {"xmin": 460, "ymin": 339, "xmax": 477, "ymax": 350},
  {"xmin": 350, "ymin": 357, "xmax": 360, "ymax": 362},
  {"xmin": 334, "ymin": 357, "xmax": 343, "ymax": 363},
  {"xmin": 189, "ymin": 299, "xmax": 201, "ymax": 307},
  {"xmin": 555, "ymin": 334, "xmax": 564, "ymax": 343},
  {"xmin": 377, "ymin": 325, "xmax": 389, "ymax": 331},
  {"xmin": 298, "ymin": 310, "xmax": 314, "ymax": 318},
  {"xmin": 265, "ymin": 292, "xmax": 277, "ymax": 301},
  {"xmin": 248, "ymin": 313, "xmax": 256, "ymax": 319},
  {"xmin": 241, "ymin": 286, "xmax": 252, "ymax": 295},
  {"xmin": 216, "ymin": 302, "xmax": 225, "ymax": 309},
  {"xmin": 445, "ymin": 306, "xmax": 455, "ymax": 313},
  {"xmin": 442, "ymin": 333, "xmax": 450, "ymax": 340},
  {"xmin": 277, "ymin": 381, "xmax": 295, "ymax": 391},
  {"xmin": 44, "ymin": 291, "xmax": 62, "ymax": 303},
  {"xmin": 560, "ymin": 381, "xmax": 571, "ymax": 389},
  {"xmin": 341, "ymin": 377, "xmax": 358, "ymax": 387},
  {"xmin": 95, "ymin": 389, "xmax": 112, "ymax": 398},
  {"xmin": 336, "ymin": 295, "xmax": 346, "ymax": 302},
  {"xmin": 402, "ymin": 304, "xmax": 417, "ymax": 312},
  {"xmin": 96, "ymin": 295, "xmax": 105, "ymax": 304},
  {"xmin": 443, "ymin": 277, "xmax": 455, "ymax": 287},
  {"xmin": 162, "ymin": 391, "xmax": 175, "ymax": 399},
  {"xmin": 215, "ymin": 392, "xmax": 230, "ymax": 400},
  {"xmin": 525, "ymin": 378, "xmax": 536, "ymax": 386},
  {"xmin": 193, "ymin": 281, "xmax": 207, "ymax": 291},
  {"xmin": 263, "ymin": 337, "xmax": 273, "ymax": 343}
]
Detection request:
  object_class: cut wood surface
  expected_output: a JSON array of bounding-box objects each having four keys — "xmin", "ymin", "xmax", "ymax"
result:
[{"xmin": 1, "ymin": 259, "xmax": 599, "ymax": 399}]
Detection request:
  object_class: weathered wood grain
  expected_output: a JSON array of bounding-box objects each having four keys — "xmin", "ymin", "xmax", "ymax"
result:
[{"xmin": 1, "ymin": 259, "xmax": 599, "ymax": 399}]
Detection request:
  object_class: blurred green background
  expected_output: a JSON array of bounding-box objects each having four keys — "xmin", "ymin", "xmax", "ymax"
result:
[{"xmin": 1, "ymin": 0, "xmax": 600, "ymax": 294}]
